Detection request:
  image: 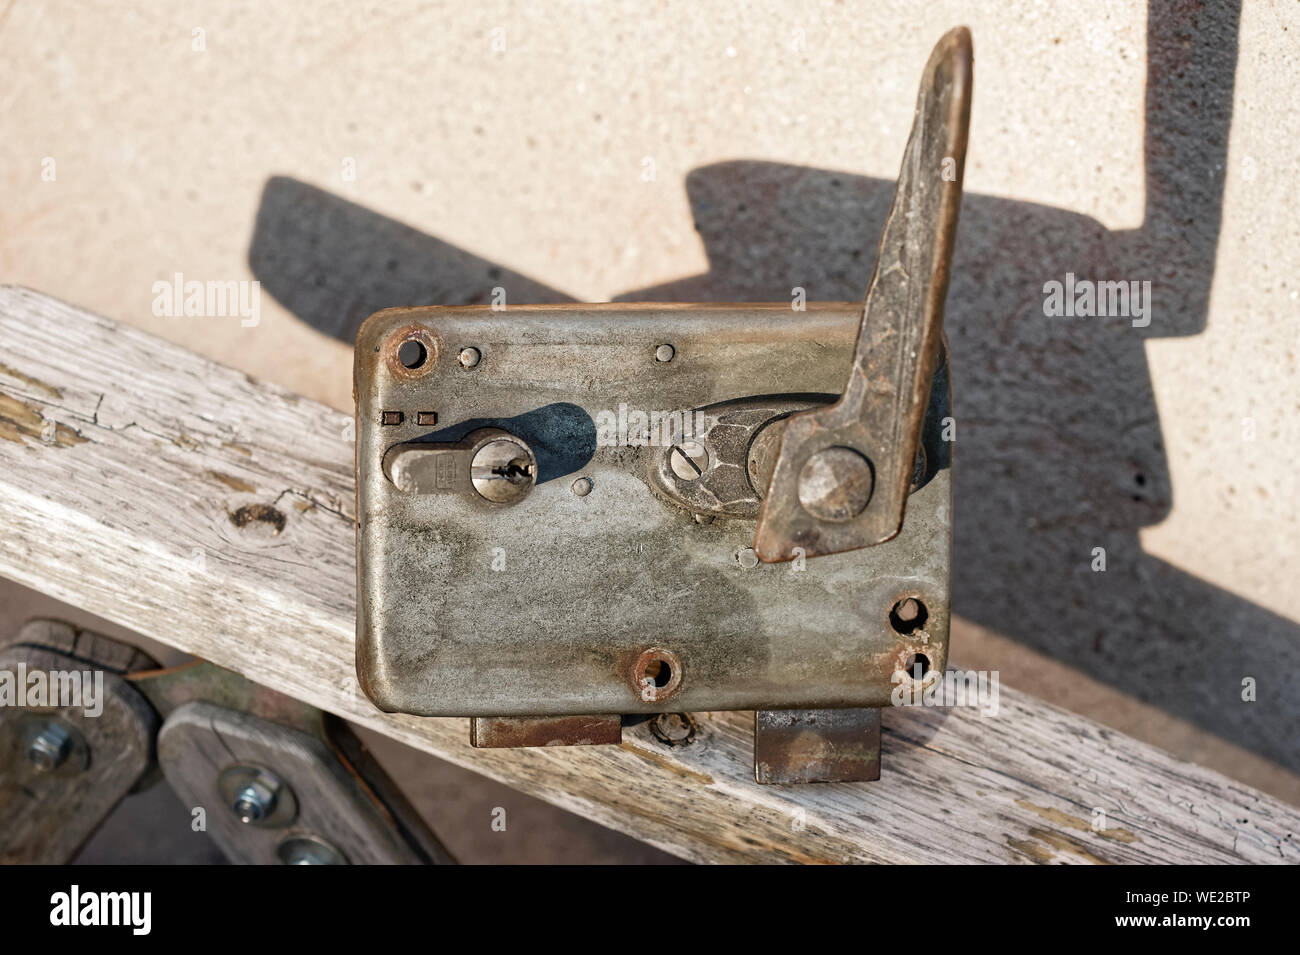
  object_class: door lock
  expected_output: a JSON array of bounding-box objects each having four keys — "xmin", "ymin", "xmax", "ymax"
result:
[{"xmin": 354, "ymin": 28, "xmax": 972, "ymax": 783}]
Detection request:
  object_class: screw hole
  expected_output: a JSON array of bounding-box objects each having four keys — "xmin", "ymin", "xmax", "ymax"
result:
[
  {"xmin": 398, "ymin": 340, "xmax": 427, "ymax": 369},
  {"xmin": 904, "ymin": 653, "xmax": 931, "ymax": 679},
  {"xmin": 643, "ymin": 658, "xmax": 672, "ymax": 688},
  {"xmin": 889, "ymin": 597, "xmax": 928, "ymax": 634},
  {"xmin": 632, "ymin": 647, "xmax": 682, "ymax": 701}
]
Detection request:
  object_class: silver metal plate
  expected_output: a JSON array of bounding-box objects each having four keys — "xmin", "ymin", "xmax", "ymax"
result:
[{"xmin": 355, "ymin": 303, "xmax": 950, "ymax": 716}]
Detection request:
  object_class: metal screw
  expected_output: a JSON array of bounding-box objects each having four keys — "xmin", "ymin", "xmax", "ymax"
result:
[
  {"xmin": 649, "ymin": 713, "xmax": 697, "ymax": 747},
  {"xmin": 231, "ymin": 779, "xmax": 279, "ymax": 824},
  {"xmin": 668, "ymin": 440, "xmax": 709, "ymax": 480},
  {"xmin": 458, "ymin": 346, "xmax": 481, "ymax": 369},
  {"xmin": 654, "ymin": 343, "xmax": 675, "ymax": 363},
  {"xmin": 470, "ymin": 438, "xmax": 536, "ymax": 503},
  {"xmin": 28, "ymin": 722, "xmax": 71, "ymax": 773},
  {"xmin": 570, "ymin": 476, "xmax": 593, "ymax": 496},
  {"xmin": 277, "ymin": 835, "xmax": 346, "ymax": 865},
  {"xmin": 797, "ymin": 446, "xmax": 874, "ymax": 522},
  {"xmin": 736, "ymin": 547, "xmax": 760, "ymax": 569}
]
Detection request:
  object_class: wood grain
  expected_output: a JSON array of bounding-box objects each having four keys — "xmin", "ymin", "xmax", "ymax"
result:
[{"xmin": 0, "ymin": 285, "xmax": 1295, "ymax": 864}]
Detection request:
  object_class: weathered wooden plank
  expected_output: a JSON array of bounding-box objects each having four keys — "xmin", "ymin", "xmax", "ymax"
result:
[{"xmin": 0, "ymin": 285, "xmax": 1295, "ymax": 864}]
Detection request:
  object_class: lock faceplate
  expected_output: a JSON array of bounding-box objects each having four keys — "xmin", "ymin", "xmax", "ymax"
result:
[{"xmin": 354, "ymin": 303, "xmax": 951, "ymax": 718}]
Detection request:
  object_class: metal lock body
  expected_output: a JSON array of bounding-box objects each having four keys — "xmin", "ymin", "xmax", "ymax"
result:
[{"xmin": 354, "ymin": 28, "xmax": 971, "ymax": 782}]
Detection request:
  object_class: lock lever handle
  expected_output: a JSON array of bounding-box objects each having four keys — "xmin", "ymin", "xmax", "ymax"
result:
[{"xmin": 753, "ymin": 27, "xmax": 971, "ymax": 562}]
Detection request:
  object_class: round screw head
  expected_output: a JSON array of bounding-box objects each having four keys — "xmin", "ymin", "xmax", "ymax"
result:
[
  {"xmin": 277, "ymin": 835, "xmax": 347, "ymax": 865},
  {"xmin": 471, "ymin": 438, "xmax": 536, "ymax": 503},
  {"xmin": 458, "ymin": 346, "xmax": 481, "ymax": 369},
  {"xmin": 649, "ymin": 712, "xmax": 697, "ymax": 746},
  {"xmin": 654, "ymin": 343, "xmax": 675, "ymax": 363},
  {"xmin": 668, "ymin": 440, "xmax": 709, "ymax": 480},
  {"xmin": 570, "ymin": 476, "xmax": 593, "ymax": 496},
  {"xmin": 797, "ymin": 446, "xmax": 874, "ymax": 522},
  {"xmin": 736, "ymin": 547, "xmax": 760, "ymax": 569},
  {"xmin": 27, "ymin": 722, "xmax": 72, "ymax": 773}
]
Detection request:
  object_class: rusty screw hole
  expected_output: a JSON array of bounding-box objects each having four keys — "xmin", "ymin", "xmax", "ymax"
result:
[
  {"xmin": 889, "ymin": 596, "xmax": 928, "ymax": 635},
  {"xmin": 643, "ymin": 659, "xmax": 672, "ymax": 688},
  {"xmin": 904, "ymin": 652, "xmax": 931, "ymax": 679},
  {"xmin": 397, "ymin": 340, "xmax": 427, "ymax": 369},
  {"xmin": 632, "ymin": 647, "xmax": 682, "ymax": 702},
  {"xmin": 385, "ymin": 325, "xmax": 438, "ymax": 379}
]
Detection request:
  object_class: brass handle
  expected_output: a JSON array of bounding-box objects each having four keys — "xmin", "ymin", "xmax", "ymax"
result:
[{"xmin": 753, "ymin": 27, "xmax": 972, "ymax": 562}]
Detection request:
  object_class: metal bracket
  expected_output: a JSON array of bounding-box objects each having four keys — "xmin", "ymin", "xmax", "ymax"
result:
[
  {"xmin": 154, "ymin": 700, "xmax": 449, "ymax": 864},
  {"xmin": 0, "ymin": 620, "xmax": 157, "ymax": 863},
  {"xmin": 0, "ymin": 620, "xmax": 453, "ymax": 863},
  {"xmin": 132, "ymin": 660, "xmax": 454, "ymax": 864}
]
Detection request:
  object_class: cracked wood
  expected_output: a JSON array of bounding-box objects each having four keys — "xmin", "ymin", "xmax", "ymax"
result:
[{"xmin": 0, "ymin": 286, "xmax": 1296, "ymax": 864}]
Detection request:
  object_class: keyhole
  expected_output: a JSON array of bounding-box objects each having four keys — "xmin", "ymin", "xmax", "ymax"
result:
[{"xmin": 492, "ymin": 459, "xmax": 533, "ymax": 483}]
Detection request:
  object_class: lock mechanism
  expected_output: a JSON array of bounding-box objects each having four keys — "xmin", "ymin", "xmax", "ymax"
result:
[{"xmin": 354, "ymin": 28, "xmax": 971, "ymax": 783}]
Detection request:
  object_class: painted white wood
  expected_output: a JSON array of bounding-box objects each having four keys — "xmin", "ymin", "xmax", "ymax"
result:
[{"xmin": 0, "ymin": 285, "xmax": 1295, "ymax": 864}]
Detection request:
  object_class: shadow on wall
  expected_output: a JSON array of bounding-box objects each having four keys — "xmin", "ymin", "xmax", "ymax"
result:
[{"xmin": 250, "ymin": 1, "xmax": 1300, "ymax": 774}]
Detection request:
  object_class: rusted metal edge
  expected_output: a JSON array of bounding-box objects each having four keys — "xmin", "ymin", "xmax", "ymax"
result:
[{"xmin": 471, "ymin": 715, "xmax": 624, "ymax": 748}]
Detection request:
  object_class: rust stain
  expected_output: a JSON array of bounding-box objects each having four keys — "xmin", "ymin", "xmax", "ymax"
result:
[
  {"xmin": 1027, "ymin": 827, "xmax": 1114, "ymax": 865},
  {"xmin": 292, "ymin": 499, "xmax": 315, "ymax": 512},
  {"xmin": 0, "ymin": 363, "xmax": 62, "ymax": 399},
  {"xmin": 173, "ymin": 433, "xmax": 201, "ymax": 452},
  {"xmin": 1015, "ymin": 799, "xmax": 1140, "ymax": 843},
  {"xmin": 221, "ymin": 441, "xmax": 253, "ymax": 457},
  {"xmin": 0, "ymin": 393, "xmax": 86, "ymax": 448},
  {"xmin": 207, "ymin": 470, "xmax": 257, "ymax": 494},
  {"xmin": 229, "ymin": 503, "xmax": 286, "ymax": 535},
  {"xmin": 472, "ymin": 715, "xmax": 622, "ymax": 748},
  {"xmin": 618, "ymin": 741, "xmax": 714, "ymax": 785},
  {"xmin": 1007, "ymin": 836, "xmax": 1055, "ymax": 863}
]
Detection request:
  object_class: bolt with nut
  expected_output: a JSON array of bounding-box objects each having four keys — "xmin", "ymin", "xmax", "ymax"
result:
[
  {"xmin": 27, "ymin": 722, "xmax": 72, "ymax": 773},
  {"xmin": 231, "ymin": 778, "xmax": 280, "ymax": 825}
]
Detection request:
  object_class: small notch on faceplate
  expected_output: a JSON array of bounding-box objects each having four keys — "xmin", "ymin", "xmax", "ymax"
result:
[
  {"xmin": 381, "ymin": 411, "xmax": 403, "ymax": 426},
  {"xmin": 416, "ymin": 411, "xmax": 438, "ymax": 426}
]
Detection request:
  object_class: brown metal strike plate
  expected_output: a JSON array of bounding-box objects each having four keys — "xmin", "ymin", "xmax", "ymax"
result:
[
  {"xmin": 353, "ymin": 28, "xmax": 972, "ymax": 783},
  {"xmin": 471, "ymin": 715, "xmax": 623, "ymax": 749},
  {"xmin": 754, "ymin": 708, "xmax": 882, "ymax": 785}
]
